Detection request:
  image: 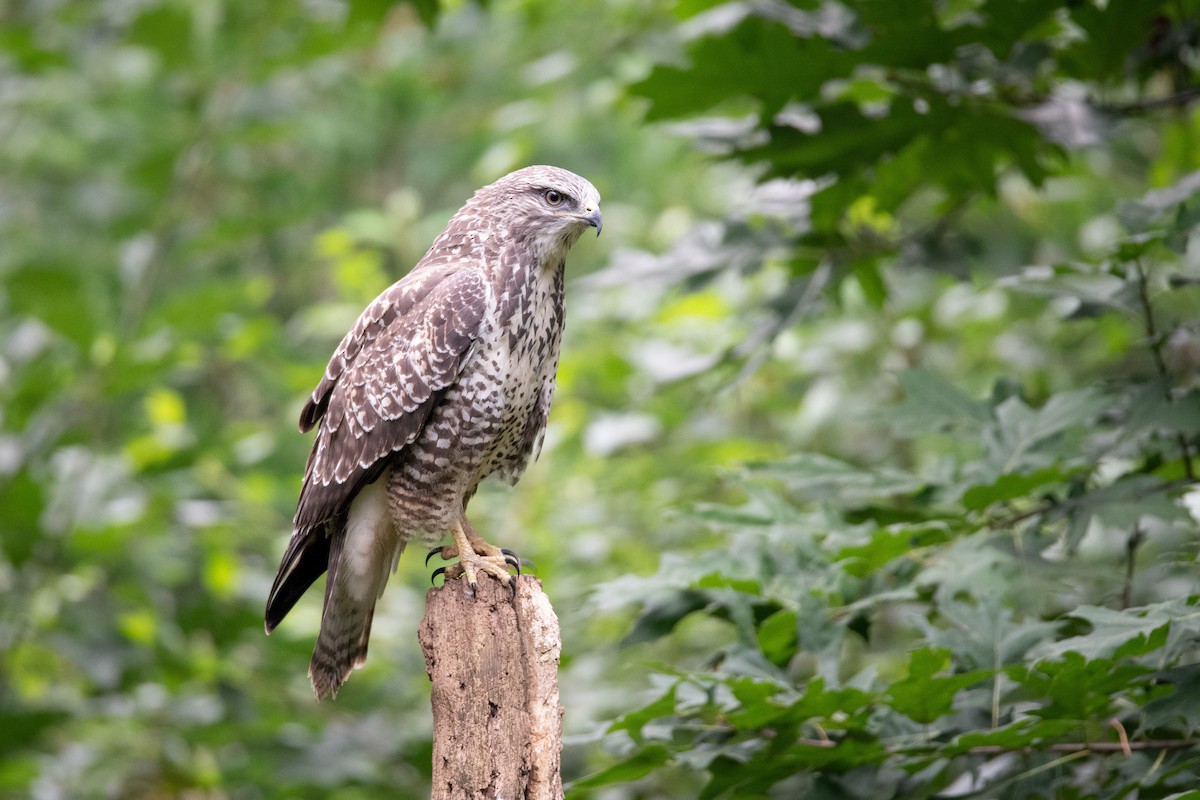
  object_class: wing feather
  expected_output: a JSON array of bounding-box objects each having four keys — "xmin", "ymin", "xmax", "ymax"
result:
[
  {"xmin": 267, "ymin": 267, "xmax": 489, "ymax": 628},
  {"xmin": 300, "ymin": 275, "xmax": 436, "ymax": 434},
  {"xmin": 293, "ymin": 267, "xmax": 490, "ymax": 529}
]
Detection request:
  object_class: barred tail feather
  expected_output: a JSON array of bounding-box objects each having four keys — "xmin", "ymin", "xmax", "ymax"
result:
[
  {"xmin": 306, "ymin": 476, "xmax": 400, "ymax": 700},
  {"xmin": 308, "ymin": 589, "xmax": 376, "ymax": 700}
]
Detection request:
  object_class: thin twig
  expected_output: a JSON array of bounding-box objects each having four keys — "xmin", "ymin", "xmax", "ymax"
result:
[
  {"xmin": 1104, "ymin": 86, "xmax": 1200, "ymax": 114},
  {"xmin": 1121, "ymin": 522, "xmax": 1145, "ymax": 610},
  {"xmin": 793, "ymin": 736, "xmax": 1199, "ymax": 755},
  {"xmin": 966, "ymin": 739, "xmax": 1193, "ymax": 755},
  {"xmin": 1135, "ymin": 259, "xmax": 1170, "ymax": 377},
  {"xmin": 1134, "ymin": 259, "xmax": 1196, "ymax": 481},
  {"xmin": 985, "ymin": 479, "xmax": 1191, "ymax": 530},
  {"xmin": 988, "ymin": 500, "xmax": 1062, "ymax": 529},
  {"xmin": 1006, "ymin": 750, "xmax": 1094, "ymax": 787}
]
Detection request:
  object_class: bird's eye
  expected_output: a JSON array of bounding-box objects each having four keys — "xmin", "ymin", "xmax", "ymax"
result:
[{"xmin": 544, "ymin": 189, "xmax": 564, "ymax": 206}]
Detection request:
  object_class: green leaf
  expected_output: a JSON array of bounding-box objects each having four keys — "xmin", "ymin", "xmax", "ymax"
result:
[
  {"xmin": 985, "ymin": 388, "xmax": 1107, "ymax": 475},
  {"xmin": 128, "ymin": 5, "xmax": 192, "ymax": 68},
  {"xmin": 684, "ymin": 502, "xmax": 776, "ymax": 527},
  {"xmin": 946, "ymin": 718, "xmax": 1085, "ymax": 755},
  {"xmin": 1062, "ymin": 0, "xmax": 1169, "ymax": 81},
  {"xmin": 747, "ymin": 453, "xmax": 924, "ymax": 501},
  {"xmin": 725, "ymin": 677, "xmax": 792, "ymax": 728},
  {"xmin": 1061, "ymin": 474, "xmax": 1187, "ymax": 552},
  {"xmin": 756, "ymin": 609, "xmax": 798, "ymax": 667},
  {"xmin": 1123, "ymin": 383, "xmax": 1200, "ymax": 438},
  {"xmin": 749, "ymin": 101, "xmax": 933, "ymax": 184},
  {"xmin": 917, "ymin": 532, "xmax": 1018, "ymax": 604},
  {"xmin": 0, "ymin": 23, "xmax": 68, "ymax": 71},
  {"xmin": 569, "ymin": 744, "xmax": 673, "ymax": 789},
  {"xmin": 1143, "ymin": 666, "xmax": 1200, "ymax": 736},
  {"xmin": 853, "ymin": 258, "xmax": 887, "ymax": 308},
  {"xmin": 891, "ymin": 369, "xmax": 990, "ymax": 435},
  {"xmin": 833, "ymin": 523, "xmax": 951, "ymax": 578},
  {"xmin": 347, "ymin": 0, "xmax": 398, "ymax": 25},
  {"xmin": 962, "ymin": 466, "xmax": 1071, "ymax": 511},
  {"xmin": 924, "ymin": 598, "xmax": 1061, "ymax": 671},
  {"xmin": 695, "ymin": 573, "xmax": 761, "ymax": 595},
  {"xmin": 1034, "ymin": 602, "xmax": 1184, "ymax": 662},
  {"xmin": 622, "ymin": 589, "xmax": 711, "ymax": 645},
  {"xmin": 886, "ymin": 647, "xmax": 990, "ymax": 724},
  {"xmin": 632, "ymin": 16, "xmax": 847, "ymax": 120},
  {"xmin": 0, "ymin": 471, "xmax": 44, "ymax": 565},
  {"xmin": 750, "ymin": 98, "xmax": 1052, "ymax": 204},
  {"xmin": 5, "ymin": 265, "xmax": 96, "ymax": 346},
  {"xmin": 608, "ymin": 685, "xmax": 679, "ymax": 741},
  {"xmin": 786, "ymin": 677, "xmax": 875, "ymax": 723},
  {"xmin": 0, "ymin": 709, "xmax": 70, "ymax": 756},
  {"xmin": 1013, "ymin": 651, "xmax": 1155, "ymax": 720}
]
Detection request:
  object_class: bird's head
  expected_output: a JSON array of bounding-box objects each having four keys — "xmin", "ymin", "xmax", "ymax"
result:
[{"xmin": 475, "ymin": 165, "xmax": 602, "ymax": 267}]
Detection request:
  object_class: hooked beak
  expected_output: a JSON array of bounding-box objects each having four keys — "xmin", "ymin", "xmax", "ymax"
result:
[{"xmin": 583, "ymin": 207, "xmax": 603, "ymax": 237}]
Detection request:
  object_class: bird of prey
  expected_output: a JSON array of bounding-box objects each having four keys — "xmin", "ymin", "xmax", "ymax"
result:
[{"xmin": 265, "ymin": 165, "xmax": 602, "ymax": 699}]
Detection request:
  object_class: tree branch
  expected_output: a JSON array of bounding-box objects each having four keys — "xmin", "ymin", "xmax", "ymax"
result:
[
  {"xmin": 420, "ymin": 574, "xmax": 564, "ymax": 800},
  {"xmin": 985, "ymin": 478, "xmax": 1193, "ymax": 531},
  {"xmin": 1104, "ymin": 86, "xmax": 1200, "ymax": 114},
  {"xmin": 1121, "ymin": 522, "xmax": 1145, "ymax": 610},
  {"xmin": 1134, "ymin": 258, "xmax": 1196, "ymax": 481}
]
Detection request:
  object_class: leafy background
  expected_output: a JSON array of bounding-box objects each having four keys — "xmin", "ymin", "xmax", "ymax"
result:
[{"xmin": 2, "ymin": 0, "xmax": 1199, "ymax": 798}]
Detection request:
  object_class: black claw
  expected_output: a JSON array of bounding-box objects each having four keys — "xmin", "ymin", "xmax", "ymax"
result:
[
  {"xmin": 508, "ymin": 576, "xmax": 518, "ymax": 598},
  {"xmin": 500, "ymin": 548, "xmax": 522, "ymax": 574},
  {"xmin": 430, "ymin": 566, "xmax": 447, "ymax": 586},
  {"xmin": 468, "ymin": 580, "xmax": 478, "ymax": 598},
  {"xmin": 425, "ymin": 547, "xmax": 444, "ymax": 567}
]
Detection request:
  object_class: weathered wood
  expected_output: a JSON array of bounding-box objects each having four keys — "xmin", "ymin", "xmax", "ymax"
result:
[{"xmin": 419, "ymin": 574, "xmax": 564, "ymax": 800}]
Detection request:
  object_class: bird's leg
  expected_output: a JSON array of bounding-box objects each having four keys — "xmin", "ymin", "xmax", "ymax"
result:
[{"xmin": 428, "ymin": 518, "xmax": 519, "ymax": 595}]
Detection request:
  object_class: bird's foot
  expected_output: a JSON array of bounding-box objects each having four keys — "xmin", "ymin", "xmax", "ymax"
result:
[{"xmin": 426, "ymin": 533, "xmax": 520, "ymax": 597}]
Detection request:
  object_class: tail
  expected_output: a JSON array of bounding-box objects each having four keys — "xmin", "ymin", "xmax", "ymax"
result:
[
  {"xmin": 265, "ymin": 519, "xmax": 337, "ymax": 635},
  {"xmin": 308, "ymin": 612, "xmax": 374, "ymax": 699},
  {"xmin": 307, "ymin": 535, "xmax": 377, "ymax": 700},
  {"xmin": 267, "ymin": 521, "xmax": 380, "ymax": 701},
  {"xmin": 306, "ymin": 478, "xmax": 402, "ymax": 699}
]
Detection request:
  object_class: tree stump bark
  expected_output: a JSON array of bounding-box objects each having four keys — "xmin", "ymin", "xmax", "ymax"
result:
[{"xmin": 419, "ymin": 573, "xmax": 564, "ymax": 800}]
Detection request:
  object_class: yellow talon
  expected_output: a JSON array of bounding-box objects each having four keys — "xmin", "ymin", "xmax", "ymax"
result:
[{"xmin": 430, "ymin": 519, "xmax": 519, "ymax": 595}]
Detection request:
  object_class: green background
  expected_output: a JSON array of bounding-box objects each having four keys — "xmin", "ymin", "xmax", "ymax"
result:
[{"xmin": 2, "ymin": 1, "xmax": 1199, "ymax": 797}]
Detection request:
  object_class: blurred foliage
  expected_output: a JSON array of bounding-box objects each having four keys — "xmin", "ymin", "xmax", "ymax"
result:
[
  {"xmin": 0, "ymin": 0, "xmax": 712, "ymax": 797},
  {"xmin": 569, "ymin": 0, "xmax": 1200, "ymax": 798},
  {"xmin": 1, "ymin": 0, "xmax": 1199, "ymax": 799}
]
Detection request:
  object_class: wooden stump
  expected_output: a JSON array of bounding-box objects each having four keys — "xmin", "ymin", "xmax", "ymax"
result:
[{"xmin": 419, "ymin": 573, "xmax": 564, "ymax": 800}]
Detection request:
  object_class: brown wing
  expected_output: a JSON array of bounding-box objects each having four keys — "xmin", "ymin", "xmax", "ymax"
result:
[
  {"xmin": 297, "ymin": 266, "xmax": 489, "ymax": 526},
  {"xmin": 299, "ymin": 269, "xmax": 442, "ymax": 434},
  {"xmin": 265, "ymin": 267, "xmax": 489, "ymax": 631}
]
